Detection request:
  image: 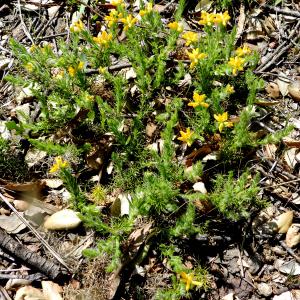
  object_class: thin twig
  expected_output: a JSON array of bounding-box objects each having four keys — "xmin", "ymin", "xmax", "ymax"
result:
[
  {"xmin": 16, "ymin": 0, "xmax": 34, "ymax": 44},
  {"xmin": 256, "ymin": 20, "xmax": 300, "ymax": 72},
  {"xmin": 0, "ymin": 190, "xmax": 70, "ymax": 271},
  {"xmin": 262, "ymin": 4, "xmax": 300, "ymax": 18},
  {"xmin": 279, "ymin": 240, "xmax": 300, "ymax": 263}
]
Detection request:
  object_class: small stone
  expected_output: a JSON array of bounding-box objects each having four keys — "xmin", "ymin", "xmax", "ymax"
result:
[
  {"xmin": 193, "ymin": 182, "xmax": 207, "ymax": 194},
  {"xmin": 44, "ymin": 209, "xmax": 82, "ymax": 230},
  {"xmin": 257, "ymin": 282, "xmax": 272, "ymax": 297}
]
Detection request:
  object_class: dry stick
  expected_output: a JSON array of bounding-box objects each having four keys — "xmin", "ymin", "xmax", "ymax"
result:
[
  {"xmin": 0, "ymin": 191, "xmax": 70, "ymax": 271},
  {"xmin": 256, "ymin": 20, "xmax": 300, "ymax": 72},
  {"xmin": 279, "ymin": 241, "xmax": 300, "ymax": 263},
  {"xmin": 0, "ymin": 286, "xmax": 12, "ymax": 300},
  {"xmin": 262, "ymin": 4, "xmax": 300, "ymax": 18},
  {"xmin": 16, "ymin": 0, "xmax": 34, "ymax": 44},
  {"xmin": 0, "ymin": 228, "xmax": 65, "ymax": 280},
  {"xmin": 235, "ymin": 2, "xmax": 246, "ymax": 44},
  {"xmin": 85, "ymin": 62, "xmax": 132, "ymax": 75}
]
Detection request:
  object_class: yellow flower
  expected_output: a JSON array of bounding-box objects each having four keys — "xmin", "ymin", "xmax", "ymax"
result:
[
  {"xmin": 167, "ymin": 21, "xmax": 183, "ymax": 33},
  {"xmin": 214, "ymin": 112, "xmax": 233, "ymax": 132},
  {"xmin": 188, "ymin": 92, "xmax": 209, "ymax": 108},
  {"xmin": 186, "ymin": 48, "xmax": 207, "ymax": 69},
  {"xmin": 25, "ymin": 62, "xmax": 34, "ymax": 72},
  {"xmin": 182, "ymin": 31, "xmax": 198, "ymax": 46},
  {"xmin": 235, "ymin": 45, "xmax": 251, "ymax": 57},
  {"xmin": 228, "ymin": 56, "xmax": 245, "ymax": 75},
  {"xmin": 29, "ymin": 44, "xmax": 37, "ymax": 52},
  {"xmin": 180, "ymin": 272, "xmax": 203, "ymax": 291},
  {"xmin": 120, "ymin": 15, "xmax": 138, "ymax": 31},
  {"xmin": 214, "ymin": 11, "xmax": 230, "ymax": 26},
  {"xmin": 93, "ymin": 31, "xmax": 113, "ymax": 47},
  {"xmin": 198, "ymin": 11, "xmax": 215, "ymax": 26},
  {"xmin": 70, "ymin": 19, "xmax": 84, "ymax": 33},
  {"xmin": 78, "ymin": 61, "xmax": 84, "ymax": 70},
  {"xmin": 68, "ymin": 62, "xmax": 84, "ymax": 77},
  {"xmin": 99, "ymin": 66, "xmax": 107, "ymax": 74},
  {"xmin": 111, "ymin": 0, "xmax": 124, "ymax": 6},
  {"xmin": 225, "ymin": 84, "xmax": 235, "ymax": 94},
  {"xmin": 104, "ymin": 10, "xmax": 119, "ymax": 27},
  {"xmin": 177, "ymin": 128, "xmax": 194, "ymax": 147},
  {"xmin": 68, "ymin": 66, "xmax": 76, "ymax": 77},
  {"xmin": 139, "ymin": 3, "xmax": 153, "ymax": 17},
  {"xmin": 49, "ymin": 157, "xmax": 69, "ymax": 173}
]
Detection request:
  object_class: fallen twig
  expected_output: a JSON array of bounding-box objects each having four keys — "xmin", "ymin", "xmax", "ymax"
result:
[
  {"xmin": 262, "ymin": 4, "xmax": 300, "ymax": 18},
  {"xmin": 256, "ymin": 20, "xmax": 300, "ymax": 72},
  {"xmin": 0, "ymin": 228, "xmax": 67, "ymax": 280},
  {"xmin": 16, "ymin": 0, "xmax": 34, "ymax": 44}
]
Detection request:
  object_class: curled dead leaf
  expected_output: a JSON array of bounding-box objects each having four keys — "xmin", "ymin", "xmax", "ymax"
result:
[
  {"xmin": 285, "ymin": 224, "xmax": 300, "ymax": 248},
  {"xmin": 273, "ymin": 211, "xmax": 293, "ymax": 234},
  {"xmin": 265, "ymin": 82, "xmax": 280, "ymax": 99},
  {"xmin": 14, "ymin": 286, "xmax": 44, "ymax": 300},
  {"xmin": 288, "ymin": 80, "xmax": 300, "ymax": 102}
]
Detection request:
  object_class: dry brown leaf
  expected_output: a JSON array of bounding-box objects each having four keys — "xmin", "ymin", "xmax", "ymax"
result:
[
  {"xmin": 262, "ymin": 144, "xmax": 277, "ymax": 159},
  {"xmin": 146, "ymin": 123, "xmax": 157, "ymax": 138},
  {"xmin": 265, "ymin": 82, "xmax": 280, "ymax": 98},
  {"xmin": 282, "ymin": 137, "xmax": 300, "ymax": 148},
  {"xmin": 285, "ymin": 224, "xmax": 300, "ymax": 248},
  {"xmin": 194, "ymin": 199, "xmax": 213, "ymax": 214}
]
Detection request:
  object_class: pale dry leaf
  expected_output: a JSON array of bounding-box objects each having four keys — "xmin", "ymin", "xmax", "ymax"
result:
[
  {"xmin": 0, "ymin": 213, "xmax": 26, "ymax": 233},
  {"xmin": 274, "ymin": 211, "xmax": 293, "ymax": 234},
  {"xmin": 285, "ymin": 224, "xmax": 300, "ymax": 248},
  {"xmin": 288, "ymin": 80, "xmax": 300, "ymax": 102},
  {"xmin": 14, "ymin": 286, "xmax": 45, "ymax": 300},
  {"xmin": 110, "ymin": 193, "xmax": 131, "ymax": 217},
  {"xmin": 276, "ymin": 77, "xmax": 290, "ymax": 96},
  {"xmin": 277, "ymin": 259, "xmax": 300, "ymax": 275},
  {"xmin": 265, "ymin": 82, "xmax": 280, "ymax": 99},
  {"xmin": 42, "ymin": 281, "xmax": 63, "ymax": 300},
  {"xmin": 146, "ymin": 123, "xmax": 157, "ymax": 138},
  {"xmin": 221, "ymin": 292, "xmax": 234, "ymax": 300},
  {"xmin": 44, "ymin": 209, "xmax": 82, "ymax": 230},
  {"xmin": 42, "ymin": 179, "xmax": 63, "ymax": 189},
  {"xmin": 284, "ymin": 148, "xmax": 298, "ymax": 169}
]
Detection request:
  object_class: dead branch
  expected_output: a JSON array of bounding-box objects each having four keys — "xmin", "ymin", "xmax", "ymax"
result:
[{"xmin": 0, "ymin": 228, "xmax": 68, "ymax": 281}]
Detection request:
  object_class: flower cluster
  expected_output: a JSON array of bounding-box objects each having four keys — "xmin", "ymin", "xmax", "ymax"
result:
[
  {"xmin": 70, "ymin": 19, "xmax": 85, "ymax": 33},
  {"xmin": 214, "ymin": 112, "xmax": 233, "ymax": 132},
  {"xmin": 177, "ymin": 128, "xmax": 194, "ymax": 147},
  {"xmin": 93, "ymin": 31, "xmax": 113, "ymax": 47},
  {"xmin": 199, "ymin": 11, "xmax": 230, "ymax": 26},
  {"xmin": 68, "ymin": 61, "xmax": 84, "ymax": 77},
  {"xmin": 182, "ymin": 31, "xmax": 198, "ymax": 46},
  {"xmin": 49, "ymin": 157, "xmax": 69, "ymax": 173},
  {"xmin": 228, "ymin": 56, "xmax": 245, "ymax": 76},
  {"xmin": 188, "ymin": 92, "xmax": 209, "ymax": 108},
  {"xmin": 186, "ymin": 48, "xmax": 207, "ymax": 69},
  {"xmin": 167, "ymin": 21, "xmax": 183, "ymax": 33},
  {"xmin": 139, "ymin": 3, "xmax": 153, "ymax": 17},
  {"xmin": 180, "ymin": 272, "xmax": 203, "ymax": 291}
]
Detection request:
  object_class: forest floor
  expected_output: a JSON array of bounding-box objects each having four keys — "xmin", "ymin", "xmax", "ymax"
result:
[{"xmin": 0, "ymin": 1, "xmax": 299, "ymax": 299}]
